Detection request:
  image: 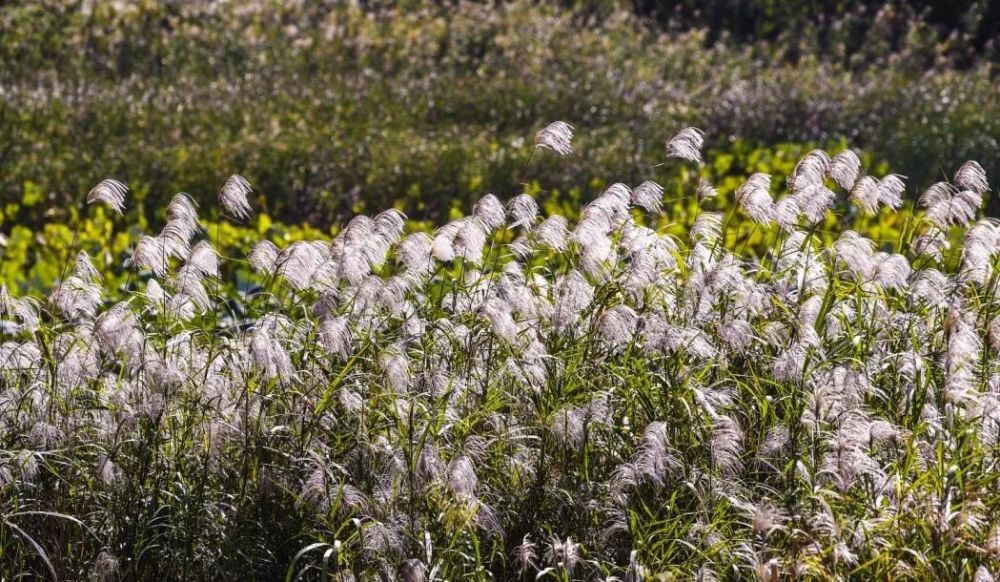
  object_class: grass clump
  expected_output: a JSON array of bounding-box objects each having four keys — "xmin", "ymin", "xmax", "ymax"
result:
[{"xmin": 1, "ymin": 127, "xmax": 999, "ymax": 580}]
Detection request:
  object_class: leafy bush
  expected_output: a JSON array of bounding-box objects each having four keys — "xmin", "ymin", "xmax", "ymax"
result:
[{"xmin": 1, "ymin": 132, "xmax": 998, "ymax": 579}]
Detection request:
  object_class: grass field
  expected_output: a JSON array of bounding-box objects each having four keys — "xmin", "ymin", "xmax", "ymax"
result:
[{"xmin": 2, "ymin": 125, "xmax": 999, "ymax": 580}]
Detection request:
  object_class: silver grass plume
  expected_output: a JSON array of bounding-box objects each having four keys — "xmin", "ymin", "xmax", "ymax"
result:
[
  {"xmin": 910, "ymin": 268, "xmax": 950, "ymax": 307},
  {"xmin": 696, "ymin": 178, "xmax": 717, "ymax": 203},
  {"xmin": 690, "ymin": 212, "xmax": 723, "ymax": 244},
  {"xmin": 91, "ymin": 550, "xmax": 120, "ymax": 582},
  {"xmin": 709, "ymin": 415, "xmax": 743, "ymax": 476},
  {"xmin": 920, "ymin": 181, "xmax": 982, "ymax": 228},
  {"xmin": 544, "ymin": 536, "xmax": 580, "ymax": 573},
  {"xmin": 161, "ymin": 217, "xmax": 197, "ymax": 255},
  {"xmin": 989, "ymin": 317, "xmax": 1000, "ymax": 353},
  {"xmin": 430, "ymin": 218, "xmax": 464, "ymax": 262},
  {"xmin": 249, "ymin": 316, "xmax": 296, "ymax": 382},
  {"xmin": 506, "ymin": 194, "xmax": 539, "ymax": 228},
  {"xmin": 789, "ymin": 149, "xmax": 830, "ymax": 192},
  {"xmin": 959, "ymin": 220, "xmax": 1000, "ymax": 286},
  {"xmin": 248, "ymin": 240, "xmax": 280, "ymax": 274},
  {"xmin": 362, "ymin": 521, "xmax": 404, "ymax": 559},
  {"xmin": 0, "ymin": 286, "xmax": 39, "ymax": 333},
  {"xmin": 381, "ymin": 344, "xmax": 411, "ymax": 393},
  {"xmin": 219, "ymin": 174, "xmax": 253, "ymax": 220},
  {"xmin": 509, "ymin": 235, "xmax": 533, "ymax": 259},
  {"xmin": 773, "ymin": 341, "xmax": 808, "ymax": 384},
  {"xmin": 550, "ymin": 395, "xmax": 608, "ymax": 452},
  {"xmin": 735, "ymin": 173, "xmax": 773, "ymax": 224},
  {"xmin": 631, "ymin": 181, "xmax": 664, "ymax": 214},
  {"xmin": 74, "ymin": 251, "xmax": 103, "ymax": 283},
  {"xmin": 792, "ymin": 183, "xmax": 836, "ymax": 224},
  {"xmin": 756, "ymin": 426, "xmax": 791, "ymax": 469},
  {"xmin": 373, "ymin": 208, "xmax": 406, "ymax": 244},
  {"xmin": 534, "ymin": 121, "xmax": 574, "ymax": 156},
  {"xmin": 398, "ymin": 559, "xmax": 427, "ymax": 582},
  {"xmin": 274, "ymin": 241, "xmax": 328, "ymax": 290},
  {"xmin": 834, "ymin": 231, "xmax": 875, "ymax": 278},
  {"xmin": 665, "ymin": 127, "xmax": 704, "ymax": 164},
  {"xmin": 131, "ymin": 235, "xmax": 172, "ymax": 277},
  {"xmin": 614, "ymin": 421, "xmax": 680, "ymax": 489},
  {"xmin": 866, "ymin": 252, "xmax": 911, "ymax": 290},
  {"xmin": 553, "ymin": 270, "xmax": 594, "ymax": 332},
  {"xmin": 828, "ymin": 149, "xmax": 861, "ymax": 189},
  {"xmin": 167, "ymin": 192, "xmax": 199, "ymax": 226},
  {"xmin": 578, "ymin": 183, "xmax": 631, "ymax": 236},
  {"xmin": 849, "ymin": 176, "xmax": 880, "ymax": 215},
  {"xmin": 911, "ymin": 228, "xmax": 949, "ymax": 261},
  {"xmin": 0, "ymin": 341, "xmax": 42, "ymax": 374},
  {"xmin": 473, "ymin": 194, "xmax": 506, "ymax": 232},
  {"xmin": 954, "ymin": 161, "xmax": 989, "ymax": 194},
  {"xmin": 513, "ymin": 535, "xmax": 538, "ymax": 575},
  {"xmin": 94, "ymin": 302, "xmax": 142, "ymax": 355},
  {"xmin": 737, "ymin": 500, "xmax": 787, "ymax": 539},
  {"xmin": 719, "ymin": 318, "xmax": 754, "ymax": 354},
  {"xmin": 877, "ymin": 174, "xmax": 906, "ymax": 210},
  {"xmin": 597, "ymin": 304, "xmax": 638, "ymax": 349},
  {"xmin": 50, "ymin": 275, "xmax": 102, "ymax": 319},
  {"xmin": 773, "ymin": 196, "xmax": 800, "ymax": 231},
  {"xmin": 695, "ymin": 565, "xmax": 720, "ymax": 582},
  {"xmin": 87, "ymin": 178, "xmax": 128, "ymax": 215},
  {"xmin": 446, "ymin": 455, "xmax": 478, "ymax": 498},
  {"xmin": 397, "ymin": 232, "xmax": 434, "ymax": 274},
  {"xmin": 453, "ymin": 218, "xmax": 488, "ymax": 264},
  {"xmin": 478, "ymin": 297, "xmax": 518, "ymax": 342},
  {"xmin": 186, "ymin": 240, "xmax": 219, "ymax": 278},
  {"xmin": 534, "ymin": 215, "xmax": 570, "ymax": 251}
]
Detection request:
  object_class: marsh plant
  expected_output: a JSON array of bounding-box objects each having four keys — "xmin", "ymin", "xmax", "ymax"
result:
[{"xmin": 2, "ymin": 126, "xmax": 1000, "ymax": 581}]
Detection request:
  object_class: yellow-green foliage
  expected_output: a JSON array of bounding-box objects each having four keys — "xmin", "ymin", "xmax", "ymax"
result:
[
  {"xmin": 1, "ymin": 142, "xmax": 949, "ymax": 294},
  {"xmin": 0, "ymin": 185, "xmax": 328, "ymax": 293}
]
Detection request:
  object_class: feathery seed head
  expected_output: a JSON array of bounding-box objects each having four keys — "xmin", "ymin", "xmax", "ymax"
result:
[
  {"xmin": 248, "ymin": 240, "xmax": 280, "ymax": 274},
  {"xmin": 219, "ymin": 174, "xmax": 253, "ymax": 220},
  {"xmin": 696, "ymin": 178, "xmax": 718, "ymax": 203},
  {"xmin": 506, "ymin": 194, "xmax": 539, "ymax": 228},
  {"xmin": 828, "ymin": 149, "xmax": 861, "ymax": 189},
  {"xmin": 130, "ymin": 235, "xmax": 173, "ymax": 277},
  {"xmin": 74, "ymin": 251, "xmax": 103, "ymax": 283},
  {"xmin": 166, "ymin": 192, "xmax": 199, "ymax": 225},
  {"xmin": 187, "ymin": 241, "xmax": 219, "ymax": 278},
  {"xmin": 735, "ymin": 173, "xmax": 774, "ymax": 224},
  {"xmin": 534, "ymin": 215, "xmax": 570, "ymax": 251},
  {"xmin": 473, "ymin": 194, "xmax": 507, "ymax": 231},
  {"xmin": 877, "ymin": 174, "xmax": 906, "ymax": 209},
  {"xmin": 534, "ymin": 121, "xmax": 574, "ymax": 156},
  {"xmin": 87, "ymin": 178, "xmax": 128, "ymax": 215},
  {"xmin": 631, "ymin": 180, "xmax": 664, "ymax": 214},
  {"xmin": 790, "ymin": 149, "xmax": 830, "ymax": 192},
  {"xmin": 373, "ymin": 208, "xmax": 406, "ymax": 243},
  {"xmin": 955, "ymin": 161, "xmax": 989, "ymax": 193},
  {"xmin": 665, "ymin": 127, "xmax": 704, "ymax": 164},
  {"xmin": 850, "ymin": 176, "xmax": 881, "ymax": 215},
  {"xmin": 921, "ymin": 180, "xmax": 982, "ymax": 227}
]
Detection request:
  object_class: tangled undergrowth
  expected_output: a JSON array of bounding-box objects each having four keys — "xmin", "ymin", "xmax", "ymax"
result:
[{"xmin": 2, "ymin": 126, "xmax": 1000, "ymax": 580}]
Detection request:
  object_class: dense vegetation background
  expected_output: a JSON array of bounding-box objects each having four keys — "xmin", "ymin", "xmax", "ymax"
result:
[{"xmin": 2, "ymin": 0, "xmax": 998, "ymax": 232}]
